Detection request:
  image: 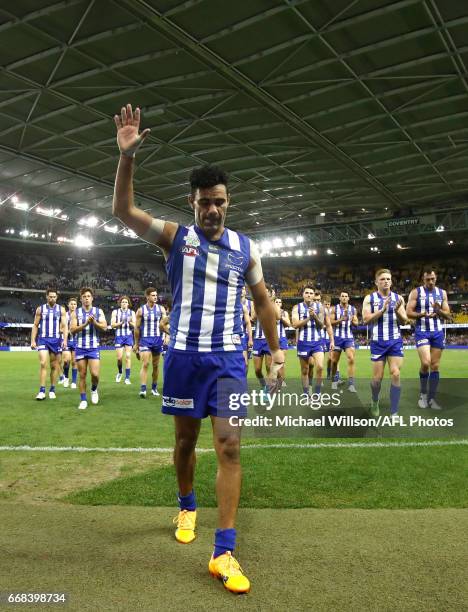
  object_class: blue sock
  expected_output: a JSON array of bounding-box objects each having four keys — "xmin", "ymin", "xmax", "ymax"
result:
[
  {"xmin": 336, "ymin": 370, "xmax": 340, "ymax": 380},
  {"xmin": 314, "ymin": 384, "xmax": 321, "ymax": 394},
  {"xmin": 333, "ymin": 372, "xmax": 339, "ymax": 382},
  {"xmin": 125, "ymin": 368, "xmax": 130, "ymax": 379},
  {"xmin": 428, "ymin": 371, "xmax": 440, "ymax": 401},
  {"xmin": 258, "ymin": 376, "xmax": 266, "ymax": 388},
  {"xmin": 140, "ymin": 384, "xmax": 147, "ymax": 392},
  {"xmin": 371, "ymin": 380, "xmax": 381, "ymax": 402},
  {"xmin": 303, "ymin": 385, "xmax": 309, "ymax": 394},
  {"xmin": 49, "ymin": 385, "xmax": 55, "ymax": 392},
  {"xmin": 152, "ymin": 382, "xmax": 157, "ymax": 391},
  {"xmin": 72, "ymin": 368, "xmax": 78, "ymax": 383},
  {"xmin": 40, "ymin": 386, "xmax": 45, "ymax": 393},
  {"xmin": 214, "ymin": 528, "xmax": 236, "ymax": 558},
  {"xmin": 91, "ymin": 384, "xmax": 97, "ymax": 392},
  {"xmin": 178, "ymin": 490, "xmax": 196, "ymax": 511},
  {"xmin": 80, "ymin": 392, "xmax": 86, "ymax": 401},
  {"xmin": 390, "ymin": 384, "xmax": 401, "ymax": 414},
  {"xmin": 118, "ymin": 362, "xmax": 122, "ymax": 374},
  {"xmin": 419, "ymin": 371, "xmax": 429, "ymax": 394},
  {"xmin": 63, "ymin": 363, "xmax": 70, "ymax": 378},
  {"xmin": 59, "ymin": 374, "xmax": 64, "ymax": 381},
  {"xmin": 348, "ymin": 377, "xmax": 355, "ymax": 386},
  {"xmin": 308, "ymin": 377, "xmax": 313, "ymax": 386}
]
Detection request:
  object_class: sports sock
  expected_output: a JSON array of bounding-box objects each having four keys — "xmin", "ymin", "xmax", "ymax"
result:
[
  {"xmin": 59, "ymin": 374, "xmax": 64, "ymax": 381},
  {"xmin": 370, "ymin": 380, "xmax": 381, "ymax": 402},
  {"xmin": 333, "ymin": 372, "xmax": 339, "ymax": 382},
  {"xmin": 178, "ymin": 490, "xmax": 196, "ymax": 511},
  {"xmin": 140, "ymin": 384, "xmax": 147, "ymax": 392},
  {"xmin": 152, "ymin": 382, "xmax": 157, "ymax": 391},
  {"xmin": 314, "ymin": 384, "xmax": 321, "ymax": 395},
  {"xmin": 117, "ymin": 361, "xmax": 122, "ymax": 374},
  {"xmin": 39, "ymin": 386, "xmax": 45, "ymax": 393},
  {"xmin": 419, "ymin": 371, "xmax": 429, "ymax": 394},
  {"xmin": 80, "ymin": 393, "xmax": 86, "ymax": 401},
  {"xmin": 125, "ymin": 368, "xmax": 130, "ymax": 379},
  {"xmin": 258, "ymin": 376, "xmax": 266, "ymax": 388},
  {"xmin": 390, "ymin": 384, "xmax": 401, "ymax": 414},
  {"xmin": 428, "ymin": 371, "xmax": 440, "ymax": 401},
  {"xmin": 213, "ymin": 528, "xmax": 236, "ymax": 558},
  {"xmin": 303, "ymin": 385, "xmax": 309, "ymax": 394},
  {"xmin": 348, "ymin": 377, "xmax": 355, "ymax": 386},
  {"xmin": 327, "ymin": 363, "xmax": 331, "ymax": 378},
  {"xmin": 49, "ymin": 385, "xmax": 55, "ymax": 392},
  {"xmin": 91, "ymin": 384, "xmax": 97, "ymax": 392},
  {"xmin": 72, "ymin": 368, "xmax": 78, "ymax": 383},
  {"xmin": 63, "ymin": 363, "xmax": 70, "ymax": 378}
]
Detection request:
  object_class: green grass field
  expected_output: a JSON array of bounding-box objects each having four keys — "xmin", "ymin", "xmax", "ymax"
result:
[{"xmin": 0, "ymin": 350, "xmax": 467, "ymax": 610}]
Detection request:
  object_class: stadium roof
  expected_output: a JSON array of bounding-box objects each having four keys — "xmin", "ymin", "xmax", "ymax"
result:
[{"xmin": 1, "ymin": 0, "xmax": 468, "ymax": 246}]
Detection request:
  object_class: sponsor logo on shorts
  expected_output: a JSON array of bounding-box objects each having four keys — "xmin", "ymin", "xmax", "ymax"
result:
[
  {"xmin": 232, "ymin": 334, "xmax": 241, "ymax": 345},
  {"xmin": 371, "ymin": 354, "xmax": 382, "ymax": 360},
  {"xmin": 162, "ymin": 396, "xmax": 194, "ymax": 409},
  {"xmin": 416, "ymin": 339, "xmax": 429, "ymax": 346},
  {"xmin": 297, "ymin": 351, "xmax": 308, "ymax": 356}
]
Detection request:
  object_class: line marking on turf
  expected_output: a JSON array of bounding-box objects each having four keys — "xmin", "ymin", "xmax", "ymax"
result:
[{"xmin": 0, "ymin": 440, "xmax": 466, "ymax": 453}]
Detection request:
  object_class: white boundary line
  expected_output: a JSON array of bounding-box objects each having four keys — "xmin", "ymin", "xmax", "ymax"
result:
[{"xmin": 0, "ymin": 440, "xmax": 466, "ymax": 452}]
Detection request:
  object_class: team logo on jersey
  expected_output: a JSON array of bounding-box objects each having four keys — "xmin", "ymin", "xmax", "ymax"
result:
[
  {"xmin": 183, "ymin": 233, "xmax": 201, "ymax": 248},
  {"xmin": 181, "ymin": 245, "xmax": 199, "ymax": 257}
]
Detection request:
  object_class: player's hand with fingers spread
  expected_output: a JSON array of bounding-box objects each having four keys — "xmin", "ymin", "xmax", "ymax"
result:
[
  {"xmin": 382, "ymin": 296, "xmax": 391, "ymax": 311},
  {"xmin": 114, "ymin": 103, "xmax": 151, "ymax": 158}
]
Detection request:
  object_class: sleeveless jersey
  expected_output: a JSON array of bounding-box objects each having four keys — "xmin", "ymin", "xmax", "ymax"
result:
[
  {"xmin": 297, "ymin": 302, "xmax": 322, "ymax": 342},
  {"xmin": 415, "ymin": 286, "xmax": 444, "ymax": 332},
  {"xmin": 277, "ymin": 311, "xmax": 287, "ymax": 340},
  {"xmin": 334, "ymin": 304, "xmax": 355, "ymax": 339},
  {"xmin": 369, "ymin": 291, "xmax": 401, "ymax": 341},
  {"xmin": 39, "ymin": 303, "xmax": 61, "ymax": 339},
  {"xmin": 76, "ymin": 306, "xmax": 100, "ymax": 349},
  {"xmin": 140, "ymin": 304, "xmax": 163, "ymax": 338},
  {"xmin": 113, "ymin": 308, "xmax": 134, "ymax": 337},
  {"xmin": 166, "ymin": 225, "xmax": 250, "ymax": 352}
]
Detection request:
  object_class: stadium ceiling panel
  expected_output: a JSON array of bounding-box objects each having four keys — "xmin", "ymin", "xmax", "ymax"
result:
[{"xmin": 0, "ymin": 0, "xmax": 467, "ymax": 245}]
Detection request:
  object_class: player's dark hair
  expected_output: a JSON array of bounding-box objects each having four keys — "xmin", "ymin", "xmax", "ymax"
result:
[
  {"xmin": 46, "ymin": 288, "xmax": 57, "ymax": 295},
  {"xmin": 340, "ymin": 291, "xmax": 349, "ymax": 297},
  {"xmin": 68, "ymin": 297, "xmax": 78, "ymax": 304},
  {"xmin": 145, "ymin": 286, "xmax": 157, "ymax": 297},
  {"xmin": 189, "ymin": 164, "xmax": 229, "ymax": 196},
  {"xmin": 80, "ymin": 287, "xmax": 94, "ymax": 297},
  {"xmin": 120, "ymin": 295, "xmax": 132, "ymax": 307},
  {"xmin": 422, "ymin": 268, "xmax": 436, "ymax": 276},
  {"xmin": 303, "ymin": 285, "xmax": 314, "ymax": 292}
]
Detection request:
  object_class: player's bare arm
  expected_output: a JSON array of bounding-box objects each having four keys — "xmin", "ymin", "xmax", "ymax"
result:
[
  {"xmin": 362, "ymin": 294, "xmax": 389, "ymax": 325},
  {"xmin": 110, "ymin": 310, "xmax": 123, "ymax": 329},
  {"xmin": 133, "ymin": 308, "xmax": 142, "ymax": 351},
  {"xmin": 406, "ymin": 288, "xmax": 428, "ymax": 319},
  {"xmin": 394, "ymin": 296, "xmax": 409, "ymax": 325},
  {"xmin": 243, "ymin": 304, "xmax": 253, "ymax": 347},
  {"xmin": 281, "ymin": 310, "xmax": 291, "ymax": 328},
  {"xmin": 434, "ymin": 290, "xmax": 451, "ymax": 320},
  {"xmin": 351, "ymin": 308, "xmax": 359, "ymax": 326},
  {"xmin": 93, "ymin": 309, "xmax": 108, "ymax": 332},
  {"xmin": 69, "ymin": 311, "xmax": 87, "ymax": 334},
  {"xmin": 30, "ymin": 306, "xmax": 41, "ymax": 347},
  {"xmin": 60, "ymin": 306, "xmax": 68, "ymax": 349},
  {"xmin": 324, "ymin": 311, "xmax": 334, "ymax": 350},
  {"xmin": 159, "ymin": 314, "xmax": 170, "ymax": 335},
  {"xmin": 291, "ymin": 305, "xmax": 310, "ymax": 329},
  {"xmin": 112, "ymin": 104, "xmax": 178, "ymax": 257}
]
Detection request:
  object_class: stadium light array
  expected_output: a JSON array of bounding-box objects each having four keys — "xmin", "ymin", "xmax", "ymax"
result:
[
  {"xmin": 57, "ymin": 236, "xmax": 73, "ymax": 244},
  {"xmin": 78, "ymin": 215, "xmax": 99, "ymax": 228},
  {"xmin": 74, "ymin": 234, "xmax": 94, "ymax": 248},
  {"xmin": 104, "ymin": 224, "xmax": 118, "ymax": 234},
  {"xmin": 296, "ymin": 235, "xmax": 304, "ymax": 243},
  {"xmin": 11, "ymin": 195, "xmax": 18, "ymax": 204},
  {"xmin": 368, "ymin": 233, "xmax": 376, "ymax": 240},
  {"xmin": 13, "ymin": 201, "xmax": 29, "ymax": 211},
  {"xmin": 326, "ymin": 248, "xmax": 334, "ymax": 255},
  {"xmin": 285, "ymin": 237, "xmax": 295, "ymax": 247},
  {"xmin": 295, "ymin": 249, "xmax": 303, "ymax": 257},
  {"xmin": 273, "ymin": 238, "xmax": 283, "ymax": 248},
  {"xmin": 436, "ymin": 225, "xmax": 445, "ymax": 232}
]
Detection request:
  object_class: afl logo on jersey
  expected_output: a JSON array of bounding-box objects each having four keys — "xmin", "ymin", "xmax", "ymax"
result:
[{"xmin": 181, "ymin": 245, "xmax": 199, "ymax": 257}]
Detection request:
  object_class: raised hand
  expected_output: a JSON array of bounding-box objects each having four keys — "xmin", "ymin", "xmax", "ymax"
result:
[
  {"xmin": 114, "ymin": 104, "xmax": 151, "ymax": 157},
  {"xmin": 382, "ymin": 296, "xmax": 391, "ymax": 311}
]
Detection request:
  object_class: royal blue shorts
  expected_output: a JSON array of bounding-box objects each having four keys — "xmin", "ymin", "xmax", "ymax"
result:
[
  {"xmin": 297, "ymin": 340, "xmax": 324, "ymax": 358},
  {"xmin": 253, "ymin": 338, "xmax": 270, "ymax": 356},
  {"xmin": 115, "ymin": 334, "xmax": 134, "ymax": 348},
  {"xmin": 64, "ymin": 340, "xmax": 76, "ymax": 352},
  {"xmin": 415, "ymin": 330, "xmax": 445, "ymax": 350},
  {"xmin": 334, "ymin": 337, "xmax": 355, "ymax": 351},
  {"xmin": 75, "ymin": 347, "xmax": 100, "ymax": 361},
  {"xmin": 37, "ymin": 337, "xmax": 62, "ymax": 354},
  {"xmin": 162, "ymin": 349, "xmax": 248, "ymax": 418},
  {"xmin": 139, "ymin": 336, "xmax": 163, "ymax": 354},
  {"xmin": 370, "ymin": 339, "xmax": 403, "ymax": 361},
  {"xmin": 279, "ymin": 337, "xmax": 289, "ymax": 351}
]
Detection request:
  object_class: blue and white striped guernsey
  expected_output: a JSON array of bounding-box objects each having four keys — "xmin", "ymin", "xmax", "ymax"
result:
[
  {"xmin": 369, "ymin": 291, "xmax": 401, "ymax": 341},
  {"xmin": 39, "ymin": 303, "xmax": 61, "ymax": 339},
  {"xmin": 76, "ymin": 307, "xmax": 100, "ymax": 349},
  {"xmin": 66, "ymin": 311, "xmax": 75, "ymax": 342},
  {"xmin": 277, "ymin": 311, "xmax": 287, "ymax": 340},
  {"xmin": 113, "ymin": 308, "xmax": 134, "ymax": 337},
  {"xmin": 297, "ymin": 302, "xmax": 322, "ymax": 342},
  {"xmin": 415, "ymin": 286, "xmax": 444, "ymax": 332},
  {"xmin": 334, "ymin": 304, "xmax": 356, "ymax": 339},
  {"xmin": 141, "ymin": 304, "xmax": 162, "ymax": 338},
  {"xmin": 166, "ymin": 225, "xmax": 250, "ymax": 352}
]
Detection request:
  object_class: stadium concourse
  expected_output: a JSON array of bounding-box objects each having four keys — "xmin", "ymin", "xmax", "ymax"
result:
[{"xmin": 1, "ymin": 1, "xmax": 468, "ymax": 610}]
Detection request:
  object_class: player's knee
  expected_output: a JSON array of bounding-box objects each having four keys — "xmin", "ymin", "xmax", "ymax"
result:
[
  {"xmin": 430, "ymin": 362, "xmax": 440, "ymax": 372},
  {"xmin": 420, "ymin": 359, "xmax": 430, "ymax": 370},
  {"xmin": 315, "ymin": 364, "xmax": 323, "ymax": 375},
  {"xmin": 217, "ymin": 435, "xmax": 241, "ymax": 463},
  {"xmin": 348, "ymin": 357, "xmax": 355, "ymax": 366},
  {"xmin": 390, "ymin": 366, "xmax": 400, "ymax": 378},
  {"xmin": 254, "ymin": 367, "xmax": 263, "ymax": 378},
  {"xmin": 175, "ymin": 434, "xmax": 197, "ymax": 455},
  {"xmin": 301, "ymin": 366, "xmax": 308, "ymax": 377}
]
